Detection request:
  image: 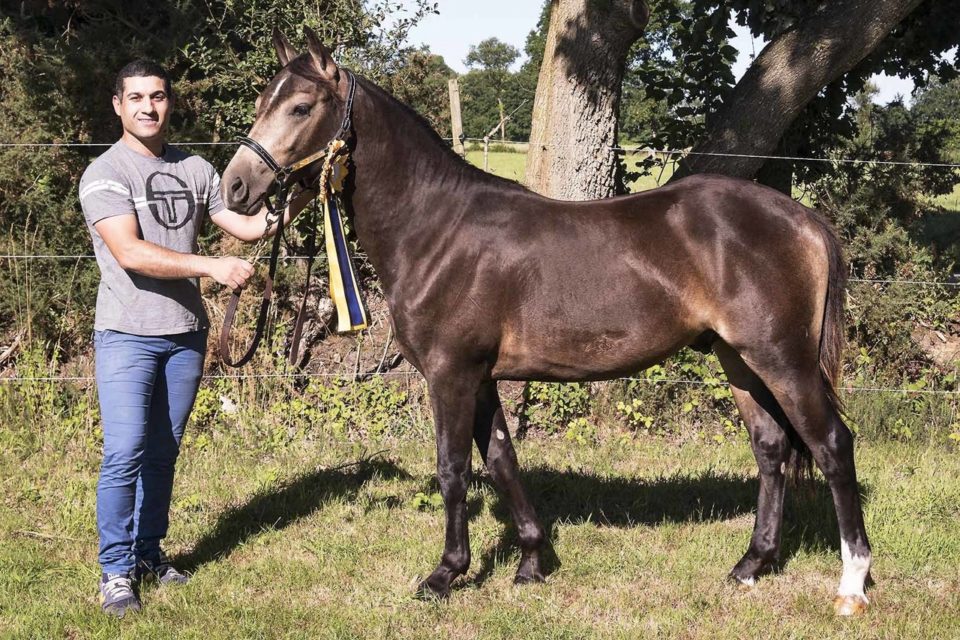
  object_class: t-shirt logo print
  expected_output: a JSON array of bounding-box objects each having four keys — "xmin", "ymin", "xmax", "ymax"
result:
[{"xmin": 145, "ymin": 172, "xmax": 196, "ymax": 229}]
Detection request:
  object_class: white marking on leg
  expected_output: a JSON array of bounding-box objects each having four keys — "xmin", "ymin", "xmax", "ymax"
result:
[
  {"xmin": 837, "ymin": 539, "xmax": 871, "ymax": 600},
  {"xmin": 495, "ymin": 429, "xmax": 505, "ymax": 441},
  {"xmin": 734, "ymin": 575, "xmax": 756, "ymax": 588}
]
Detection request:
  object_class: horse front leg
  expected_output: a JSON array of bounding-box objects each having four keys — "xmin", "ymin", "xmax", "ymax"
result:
[
  {"xmin": 417, "ymin": 367, "xmax": 481, "ymax": 598},
  {"xmin": 473, "ymin": 381, "xmax": 546, "ymax": 584}
]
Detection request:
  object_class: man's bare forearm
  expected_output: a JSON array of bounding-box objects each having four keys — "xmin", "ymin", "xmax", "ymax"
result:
[{"xmin": 116, "ymin": 238, "xmax": 216, "ymax": 279}]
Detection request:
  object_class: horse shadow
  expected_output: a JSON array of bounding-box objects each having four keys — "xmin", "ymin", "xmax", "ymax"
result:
[
  {"xmin": 174, "ymin": 454, "xmax": 864, "ymax": 589},
  {"xmin": 173, "ymin": 457, "xmax": 410, "ymax": 572},
  {"xmin": 470, "ymin": 465, "xmax": 864, "ymax": 586}
]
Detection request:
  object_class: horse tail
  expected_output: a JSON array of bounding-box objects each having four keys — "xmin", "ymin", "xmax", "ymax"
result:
[
  {"xmin": 786, "ymin": 210, "xmax": 848, "ymax": 486},
  {"xmin": 812, "ymin": 211, "xmax": 847, "ymax": 416}
]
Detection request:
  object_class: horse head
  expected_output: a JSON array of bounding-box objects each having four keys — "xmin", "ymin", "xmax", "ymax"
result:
[{"xmin": 222, "ymin": 28, "xmax": 350, "ymax": 215}]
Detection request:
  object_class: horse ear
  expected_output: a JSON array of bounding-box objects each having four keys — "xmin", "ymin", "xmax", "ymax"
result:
[
  {"xmin": 272, "ymin": 28, "xmax": 298, "ymax": 67},
  {"xmin": 303, "ymin": 26, "xmax": 340, "ymax": 82}
]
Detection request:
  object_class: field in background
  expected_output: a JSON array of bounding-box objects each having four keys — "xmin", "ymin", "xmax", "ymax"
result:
[
  {"xmin": 464, "ymin": 145, "xmax": 675, "ymax": 192},
  {"xmin": 2, "ymin": 430, "xmax": 959, "ymax": 638}
]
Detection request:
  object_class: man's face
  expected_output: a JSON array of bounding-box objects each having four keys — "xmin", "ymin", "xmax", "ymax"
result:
[{"xmin": 112, "ymin": 75, "xmax": 171, "ymax": 141}]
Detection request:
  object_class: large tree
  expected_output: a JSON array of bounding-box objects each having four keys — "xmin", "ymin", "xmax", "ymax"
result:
[
  {"xmin": 524, "ymin": 0, "xmax": 650, "ymax": 200},
  {"xmin": 462, "ymin": 37, "xmax": 521, "ymax": 141},
  {"xmin": 671, "ymin": 0, "xmax": 934, "ymax": 181},
  {"xmin": 631, "ymin": 0, "xmax": 960, "ymax": 191},
  {"xmin": 525, "ymin": 0, "xmax": 959, "ymax": 199}
]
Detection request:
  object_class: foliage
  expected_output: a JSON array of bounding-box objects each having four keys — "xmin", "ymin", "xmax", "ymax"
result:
[
  {"xmin": 621, "ymin": 0, "xmax": 960, "ymax": 190},
  {"xmin": 464, "ymin": 37, "xmax": 519, "ymax": 72},
  {"xmin": 0, "ymin": 340, "xmax": 99, "ymax": 458},
  {"xmin": 912, "ymin": 75, "xmax": 960, "ymax": 158},
  {"xmin": 459, "ymin": 67, "xmax": 535, "ymax": 140},
  {"xmin": 521, "ymin": 382, "xmax": 592, "ymax": 434},
  {"xmin": 457, "ymin": 22, "xmax": 541, "ymax": 141},
  {"xmin": 0, "ymin": 0, "xmax": 437, "ymax": 353},
  {"xmin": 382, "ymin": 47, "xmax": 456, "ymax": 137}
]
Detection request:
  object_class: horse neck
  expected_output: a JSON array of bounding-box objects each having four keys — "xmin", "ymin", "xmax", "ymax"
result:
[{"xmin": 346, "ymin": 79, "xmax": 514, "ymax": 294}]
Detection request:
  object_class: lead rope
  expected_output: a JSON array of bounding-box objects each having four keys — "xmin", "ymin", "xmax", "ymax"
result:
[
  {"xmin": 218, "ymin": 176, "xmax": 290, "ymax": 368},
  {"xmin": 221, "ymin": 71, "xmax": 361, "ymax": 368}
]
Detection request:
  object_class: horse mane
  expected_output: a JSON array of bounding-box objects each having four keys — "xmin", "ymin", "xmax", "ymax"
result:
[
  {"xmin": 282, "ymin": 55, "xmax": 525, "ymax": 191},
  {"xmin": 353, "ymin": 73, "xmax": 528, "ymax": 192}
]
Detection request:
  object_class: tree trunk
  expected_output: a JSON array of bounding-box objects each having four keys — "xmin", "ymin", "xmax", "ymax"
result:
[
  {"xmin": 524, "ymin": 0, "xmax": 649, "ymax": 200},
  {"xmin": 673, "ymin": 0, "xmax": 925, "ymax": 181}
]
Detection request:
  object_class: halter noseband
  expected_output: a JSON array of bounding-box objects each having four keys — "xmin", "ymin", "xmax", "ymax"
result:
[{"xmin": 237, "ymin": 69, "xmax": 357, "ymax": 210}]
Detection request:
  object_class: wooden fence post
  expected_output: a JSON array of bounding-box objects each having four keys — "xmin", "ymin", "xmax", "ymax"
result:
[{"xmin": 448, "ymin": 78, "xmax": 465, "ymax": 157}]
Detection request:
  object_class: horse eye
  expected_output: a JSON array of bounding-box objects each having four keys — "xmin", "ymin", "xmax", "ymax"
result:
[{"xmin": 292, "ymin": 103, "xmax": 312, "ymax": 117}]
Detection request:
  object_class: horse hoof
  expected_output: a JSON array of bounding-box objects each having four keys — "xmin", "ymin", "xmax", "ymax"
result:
[
  {"xmin": 727, "ymin": 573, "xmax": 756, "ymax": 591},
  {"xmin": 833, "ymin": 594, "xmax": 868, "ymax": 616},
  {"xmin": 415, "ymin": 579, "xmax": 450, "ymax": 601},
  {"xmin": 514, "ymin": 571, "xmax": 546, "ymax": 586}
]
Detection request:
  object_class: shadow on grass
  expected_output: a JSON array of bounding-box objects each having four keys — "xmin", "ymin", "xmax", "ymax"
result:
[
  {"xmin": 472, "ymin": 467, "xmax": 866, "ymax": 586},
  {"xmin": 174, "ymin": 457, "xmax": 410, "ymax": 572}
]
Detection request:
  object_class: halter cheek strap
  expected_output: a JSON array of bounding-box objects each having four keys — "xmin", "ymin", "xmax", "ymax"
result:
[
  {"xmin": 236, "ymin": 69, "xmax": 357, "ymax": 199},
  {"xmin": 220, "ymin": 69, "xmax": 363, "ymax": 368},
  {"xmin": 237, "ymin": 135, "xmax": 284, "ymax": 176}
]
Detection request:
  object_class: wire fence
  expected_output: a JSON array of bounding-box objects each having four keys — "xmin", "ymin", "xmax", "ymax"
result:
[
  {"xmin": 4, "ymin": 138, "xmax": 960, "ymax": 169},
  {"xmin": 0, "ymin": 371, "xmax": 956, "ymax": 395},
  {"xmin": 459, "ymin": 138, "xmax": 960, "ymax": 169},
  {"xmin": 0, "ymin": 254, "xmax": 957, "ymax": 288},
  {"xmin": 1, "ymin": 139, "xmax": 957, "ymax": 396}
]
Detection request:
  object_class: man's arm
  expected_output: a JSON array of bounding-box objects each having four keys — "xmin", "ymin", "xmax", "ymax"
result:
[
  {"xmin": 211, "ymin": 186, "xmax": 318, "ymax": 242},
  {"xmin": 95, "ymin": 214, "xmax": 254, "ymax": 290}
]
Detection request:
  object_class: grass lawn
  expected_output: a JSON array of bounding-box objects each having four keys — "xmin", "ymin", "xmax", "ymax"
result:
[
  {"xmin": 3, "ymin": 427, "xmax": 959, "ymax": 638},
  {"xmin": 463, "ymin": 149, "xmax": 675, "ymax": 192}
]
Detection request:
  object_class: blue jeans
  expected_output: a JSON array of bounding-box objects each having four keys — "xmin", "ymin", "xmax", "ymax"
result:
[{"xmin": 94, "ymin": 329, "xmax": 206, "ymax": 575}]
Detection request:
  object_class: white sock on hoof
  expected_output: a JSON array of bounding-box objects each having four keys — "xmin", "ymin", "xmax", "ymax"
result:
[{"xmin": 837, "ymin": 539, "xmax": 871, "ymax": 601}]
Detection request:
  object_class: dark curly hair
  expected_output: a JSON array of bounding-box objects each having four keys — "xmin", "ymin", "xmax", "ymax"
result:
[{"xmin": 113, "ymin": 59, "xmax": 173, "ymax": 99}]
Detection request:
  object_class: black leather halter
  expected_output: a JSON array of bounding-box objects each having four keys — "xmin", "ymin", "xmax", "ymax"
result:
[
  {"xmin": 220, "ymin": 69, "xmax": 357, "ymax": 368},
  {"xmin": 236, "ymin": 69, "xmax": 357, "ymax": 212}
]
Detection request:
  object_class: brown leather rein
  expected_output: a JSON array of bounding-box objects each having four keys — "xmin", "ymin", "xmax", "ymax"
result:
[{"xmin": 218, "ymin": 70, "xmax": 356, "ymax": 368}]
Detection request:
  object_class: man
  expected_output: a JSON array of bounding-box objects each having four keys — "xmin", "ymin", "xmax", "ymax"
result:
[{"xmin": 79, "ymin": 59, "xmax": 314, "ymax": 617}]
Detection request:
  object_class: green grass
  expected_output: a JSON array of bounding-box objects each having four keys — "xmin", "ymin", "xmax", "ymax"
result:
[
  {"xmin": 933, "ymin": 179, "xmax": 960, "ymax": 214},
  {"xmin": 463, "ymin": 149, "xmax": 674, "ymax": 192},
  {"xmin": 465, "ymin": 150, "xmax": 527, "ymax": 184},
  {"xmin": 3, "ymin": 427, "xmax": 960, "ymax": 638}
]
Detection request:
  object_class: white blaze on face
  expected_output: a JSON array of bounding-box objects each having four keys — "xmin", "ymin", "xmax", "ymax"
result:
[
  {"xmin": 837, "ymin": 539, "xmax": 872, "ymax": 599},
  {"xmin": 268, "ymin": 75, "xmax": 290, "ymax": 109}
]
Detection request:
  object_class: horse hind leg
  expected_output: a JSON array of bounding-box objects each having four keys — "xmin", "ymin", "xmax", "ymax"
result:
[
  {"xmin": 473, "ymin": 381, "xmax": 546, "ymax": 583},
  {"xmin": 738, "ymin": 350, "xmax": 872, "ymax": 615},
  {"xmin": 714, "ymin": 340, "xmax": 794, "ymax": 587}
]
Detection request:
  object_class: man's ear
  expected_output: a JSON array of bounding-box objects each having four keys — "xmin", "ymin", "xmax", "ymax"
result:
[
  {"xmin": 272, "ymin": 28, "xmax": 298, "ymax": 67},
  {"xmin": 303, "ymin": 26, "xmax": 340, "ymax": 83},
  {"xmin": 112, "ymin": 94, "xmax": 122, "ymax": 116}
]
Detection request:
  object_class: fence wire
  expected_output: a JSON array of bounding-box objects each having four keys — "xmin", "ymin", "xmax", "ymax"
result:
[
  {"xmin": 1, "ymin": 140, "xmax": 957, "ymax": 396},
  {"xmin": 0, "ymin": 372, "xmax": 956, "ymax": 395},
  {"xmin": 4, "ymin": 138, "xmax": 960, "ymax": 169}
]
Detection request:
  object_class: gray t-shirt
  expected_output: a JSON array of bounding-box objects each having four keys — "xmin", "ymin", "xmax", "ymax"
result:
[{"xmin": 79, "ymin": 140, "xmax": 226, "ymax": 335}]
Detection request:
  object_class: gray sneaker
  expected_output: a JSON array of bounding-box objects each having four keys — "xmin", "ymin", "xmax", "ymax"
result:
[
  {"xmin": 137, "ymin": 552, "xmax": 190, "ymax": 585},
  {"xmin": 98, "ymin": 572, "xmax": 141, "ymax": 617}
]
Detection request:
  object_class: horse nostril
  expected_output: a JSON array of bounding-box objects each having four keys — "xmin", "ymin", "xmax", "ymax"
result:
[{"xmin": 230, "ymin": 176, "xmax": 248, "ymax": 203}]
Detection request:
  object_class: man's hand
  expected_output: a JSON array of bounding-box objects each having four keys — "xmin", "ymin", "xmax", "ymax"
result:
[
  {"xmin": 212, "ymin": 185, "xmax": 318, "ymax": 242},
  {"xmin": 207, "ymin": 257, "xmax": 255, "ymax": 291}
]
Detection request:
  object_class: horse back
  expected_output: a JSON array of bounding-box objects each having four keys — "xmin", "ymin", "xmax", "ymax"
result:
[{"xmin": 391, "ymin": 174, "xmax": 832, "ymax": 381}]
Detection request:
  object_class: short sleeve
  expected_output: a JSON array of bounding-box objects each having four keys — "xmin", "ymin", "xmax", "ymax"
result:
[
  {"xmin": 207, "ymin": 165, "xmax": 226, "ymax": 216},
  {"xmin": 79, "ymin": 161, "xmax": 134, "ymax": 225}
]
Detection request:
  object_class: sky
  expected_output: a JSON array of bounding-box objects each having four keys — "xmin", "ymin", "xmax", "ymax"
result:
[{"xmin": 399, "ymin": 0, "xmax": 920, "ymax": 105}]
